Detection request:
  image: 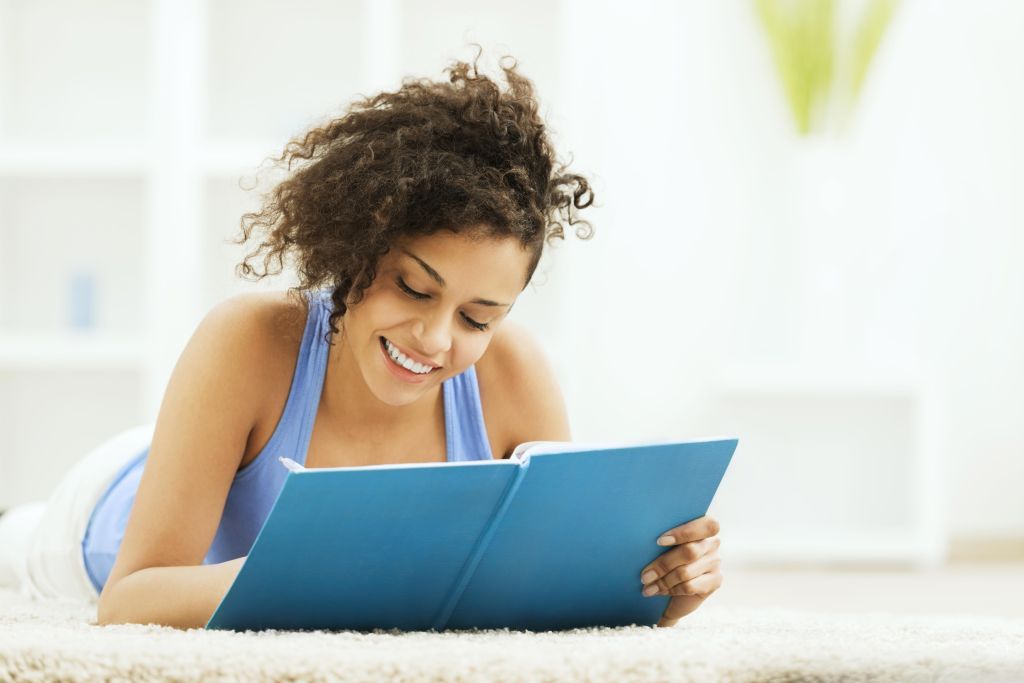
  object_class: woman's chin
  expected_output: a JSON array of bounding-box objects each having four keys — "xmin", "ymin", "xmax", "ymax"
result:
[{"xmin": 368, "ymin": 371, "xmax": 441, "ymax": 406}]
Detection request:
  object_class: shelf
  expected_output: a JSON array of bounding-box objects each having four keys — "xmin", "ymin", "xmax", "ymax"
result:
[
  {"xmin": 0, "ymin": 143, "xmax": 148, "ymax": 176},
  {"xmin": 0, "ymin": 176, "xmax": 147, "ymax": 334},
  {"xmin": 0, "ymin": 333, "xmax": 145, "ymax": 369},
  {"xmin": 0, "ymin": 139, "xmax": 296, "ymax": 178}
]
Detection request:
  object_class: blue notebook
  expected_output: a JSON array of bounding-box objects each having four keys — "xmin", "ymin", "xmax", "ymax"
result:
[{"xmin": 205, "ymin": 437, "xmax": 737, "ymax": 632}]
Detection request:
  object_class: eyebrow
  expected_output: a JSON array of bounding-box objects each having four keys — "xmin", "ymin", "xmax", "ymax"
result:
[{"xmin": 401, "ymin": 249, "xmax": 510, "ymax": 307}]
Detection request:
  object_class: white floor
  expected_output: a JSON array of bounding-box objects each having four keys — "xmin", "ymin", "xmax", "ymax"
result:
[{"xmin": 711, "ymin": 562, "xmax": 1024, "ymax": 618}]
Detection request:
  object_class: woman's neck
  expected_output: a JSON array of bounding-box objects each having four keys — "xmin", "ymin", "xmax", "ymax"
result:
[{"xmin": 318, "ymin": 324, "xmax": 442, "ymax": 439}]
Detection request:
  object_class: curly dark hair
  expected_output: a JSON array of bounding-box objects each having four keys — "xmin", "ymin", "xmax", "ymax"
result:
[{"xmin": 234, "ymin": 48, "xmax": 595, "ymax": 340}]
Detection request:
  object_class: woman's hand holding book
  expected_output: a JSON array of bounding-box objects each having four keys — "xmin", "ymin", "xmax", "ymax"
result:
[{"xmin": 638, "ymin": 515, "xmax": 723, "ymax": 627}]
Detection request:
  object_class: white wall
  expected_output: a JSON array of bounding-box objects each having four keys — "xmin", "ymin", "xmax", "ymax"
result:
[
  {"xmin": 1, "ymin": 0, "xmax": 1021, "ymax": 543},
  {"xmin": 526, "ymin": 0, "xmax": 1024, "ymax": 539},
  {"xmin": 898, "ymin": 1, "xmax": 1024, "ymax": 536}
]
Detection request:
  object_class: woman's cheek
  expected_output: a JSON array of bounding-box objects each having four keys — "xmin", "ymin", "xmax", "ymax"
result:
[
  {"xmin": 452, "ymin": 335, "xmax": 491, "ymax": 368},
  {"xmin": 379, "ymin": 290, "xmax": 418, "ymax": 324}
]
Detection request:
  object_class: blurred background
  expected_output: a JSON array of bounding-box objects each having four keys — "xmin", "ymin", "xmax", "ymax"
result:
[{"xmin": 1, "ymin": 0, "xmax": 1022, "ymax": 612}]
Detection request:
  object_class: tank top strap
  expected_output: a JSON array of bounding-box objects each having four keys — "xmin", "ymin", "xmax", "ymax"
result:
[
  {"xmin": 288, "ymin": 288, "xmax": 333, "ymax": 466},
  {"xmin": 443, "ymin": 365, "xmax": 494, "ymax": 461}
]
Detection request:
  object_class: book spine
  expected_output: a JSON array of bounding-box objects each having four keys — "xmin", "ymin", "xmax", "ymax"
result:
[{"xmin": 430, "ymin": 459, "xmax": 532, "ymax": 631}]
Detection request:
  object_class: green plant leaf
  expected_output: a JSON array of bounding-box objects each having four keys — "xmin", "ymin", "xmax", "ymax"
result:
[
  {"xmin": 849, "ymin": 0, "xmax": 899, "ymax": 101},
  {"xmin": 754, "ymin": 0, "xmax": 898, "ymax": 135},
  {"xmin": 755, "ymin": 0, "xmax": 835, "ymax": 134}
]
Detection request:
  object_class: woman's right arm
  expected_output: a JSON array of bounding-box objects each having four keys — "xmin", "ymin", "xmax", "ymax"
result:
[
  {"xmin": 97, "ymin": 557, "xmax": 246, "ymax": 629},
  {"xmin": 96, "ymin": 293, "xmax": 285, "ymax": 629}
]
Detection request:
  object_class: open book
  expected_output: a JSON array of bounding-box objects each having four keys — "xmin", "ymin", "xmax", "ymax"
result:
[{"xmin": 205, "ymin": 437, "xmax": 737, "ymax": 632}]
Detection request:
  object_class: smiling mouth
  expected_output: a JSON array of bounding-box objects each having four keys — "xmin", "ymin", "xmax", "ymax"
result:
[{"xmin": 379, "ymin": 336, "xmax": 441, "ymax": 375}]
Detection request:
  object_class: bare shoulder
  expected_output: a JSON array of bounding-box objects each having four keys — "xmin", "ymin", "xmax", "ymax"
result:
[
  {"xmin": 209, "ymin": 289, "xmax": 312, "ymax": 448},
  {"xmin": 475, "ymin": 319, "xmax": 571, "ymax": 459},
  {"xmin": 210, "ymin": 289, "xmax": 308, "ymax": 345},
  {"xmin": 167, "ymin": 290, "xmax": 305, "ymax": 399},
  {"xmin": 206, "ymin": 289, "xmax": 309, "ymax": 371}
]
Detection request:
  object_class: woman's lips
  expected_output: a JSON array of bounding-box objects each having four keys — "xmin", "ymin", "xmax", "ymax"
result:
[
  {"xmin": 379, "ymin": 336, "xmax": 437, "ymax": 383},
  {"xmin": 380, "ymin": 336, "xmax": 440, "ymax": 369}
]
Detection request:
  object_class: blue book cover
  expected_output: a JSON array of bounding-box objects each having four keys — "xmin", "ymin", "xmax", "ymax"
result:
[{"xmin": 205, "ymin": 437, "xmax": 737, "ymax": 632}]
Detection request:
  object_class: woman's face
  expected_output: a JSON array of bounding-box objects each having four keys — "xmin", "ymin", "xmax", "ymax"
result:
[{"xmin": 341, "ymin": 230, "xmax": 534, "ymax": 407}]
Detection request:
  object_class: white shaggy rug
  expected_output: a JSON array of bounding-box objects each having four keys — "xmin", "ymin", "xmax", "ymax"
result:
[{"xmin": 2, "ymin": 589, "xmax": 1023, "ymax": 682}]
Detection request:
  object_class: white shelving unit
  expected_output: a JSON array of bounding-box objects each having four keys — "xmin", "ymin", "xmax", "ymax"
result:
[
  {"xmin": 0, "ymin": 0, "xmax": 565, "ymax": 510},
  {"xmin": 0, "ymin": 334, "xmax": 144, "ymax": 369},
  {"xmin": 0, "ymin": 144, "xmax": 148, "ymax": 175},
  {"xmin": 0, "ymin": 0, "xmax": 152, "ymax": 508},
  {"xmin": 702, "ymin": 362, "xmax": 947, "ymax": 568}
]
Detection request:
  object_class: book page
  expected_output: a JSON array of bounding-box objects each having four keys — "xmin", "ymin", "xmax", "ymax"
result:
[
  {"xmin": 509, "ymin": 441, "xmax": 564, "ymax": 462},
  {"xmin": 509, "ymin": 435, "xmax": 741, "ymax": 462},
  {"xmin": 276, "ymin": 455, "xmax": 504, "ymax": 473}
]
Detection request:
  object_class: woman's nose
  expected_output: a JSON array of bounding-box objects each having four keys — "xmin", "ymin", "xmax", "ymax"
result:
[{"xmin": 414, "ymin": 310, "xmax": 453, "ymax": 357}]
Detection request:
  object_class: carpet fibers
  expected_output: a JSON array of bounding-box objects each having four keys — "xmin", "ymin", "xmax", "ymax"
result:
[{"xmin": 2, "ymin": 589, "xmax": 1023, "ymax": 682}]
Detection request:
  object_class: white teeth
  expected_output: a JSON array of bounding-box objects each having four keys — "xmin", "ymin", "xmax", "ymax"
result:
[{"xmin": 384, "ymin": 338, "xmax": 435, "ymax": 375}]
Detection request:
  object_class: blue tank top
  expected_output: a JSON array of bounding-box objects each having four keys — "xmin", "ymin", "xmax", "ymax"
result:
[{"xmin": 82, "ymin": 288, "xmax": 494, "ymax": 594}]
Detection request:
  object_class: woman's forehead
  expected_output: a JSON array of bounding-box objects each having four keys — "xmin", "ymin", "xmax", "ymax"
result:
[{"xmin": 390, "ymin": 231, "xmax": 533, "ymax": 291}]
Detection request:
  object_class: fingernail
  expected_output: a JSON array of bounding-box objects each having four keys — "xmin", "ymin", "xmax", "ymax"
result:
[
  {"xmin": 642, "ymin": 585, "xmax": 659, "ymax": 597},
  {"xmin": 641, "ymin": 570, "xmax": 658, "ymax": 584},
  {"xmin": 656, "ymin": 535, "xmax": 675, "ymax": 546}
]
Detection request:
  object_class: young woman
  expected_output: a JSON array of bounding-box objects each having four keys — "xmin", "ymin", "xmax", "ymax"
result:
[{"xmin": 0, "ymin": 53, "xmax": 723, "ymax": 629}]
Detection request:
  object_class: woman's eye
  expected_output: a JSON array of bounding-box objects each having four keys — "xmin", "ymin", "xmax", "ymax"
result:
[
  {"xmin": 461, "ymin": 313, "xmax": 489, "ymax": 331},
  {"xmin": 397, "ymin": 277, "xmax": 489, "ymax": 331},
  {"xmin": 396, "ymin": 277, "xmax": 428, "ymax": 300}
]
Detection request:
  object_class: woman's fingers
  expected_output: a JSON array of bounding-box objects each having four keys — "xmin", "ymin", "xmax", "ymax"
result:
[
  {"xmin": 647, "ymin": 516, "xmax": 726, "ymax": 626},
  {"xmin": 644, "ymin": 550, "xmax": 721, "ymax": 596},
  {"xmin": 655, "ymin": 515, "xmax": 720, "ymax": 547},
  {"xmin": 664, "ymin": 562, "xmax": 723, "ymax": 596},
  {"xmin": 657, "ymin": 593, "xmax": 706, "ymax": 627},
  {"xmin": 640, "ymin": 536, "xmax": 720, "ymax": 587}
]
